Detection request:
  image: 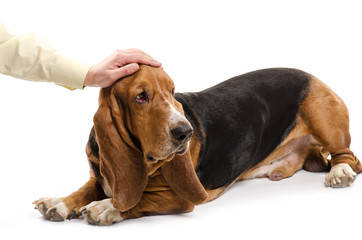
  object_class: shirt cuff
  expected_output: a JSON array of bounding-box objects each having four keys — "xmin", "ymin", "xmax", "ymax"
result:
[{"xmin": 50, "ymin": 54, "xmax": 91, "ymax": 90}]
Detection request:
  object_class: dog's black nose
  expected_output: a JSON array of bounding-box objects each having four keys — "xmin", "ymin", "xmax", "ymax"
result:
[{"xmin": 171, "ymin": 125, "xmax": 193, "ymax": 143}]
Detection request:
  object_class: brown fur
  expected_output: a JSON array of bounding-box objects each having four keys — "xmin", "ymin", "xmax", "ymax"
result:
[
  {"xmin": 61, "ymin": 178, "xmax": 106, "ymax": 218},
  {"xmin": 90, "ymin": 66, "xmax": 206, "ymax": 215}
]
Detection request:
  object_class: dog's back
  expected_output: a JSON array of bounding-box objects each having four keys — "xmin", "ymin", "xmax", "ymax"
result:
[{"xmin": 176, "ymin": 68, "xmax": 311, "ymax": 189}]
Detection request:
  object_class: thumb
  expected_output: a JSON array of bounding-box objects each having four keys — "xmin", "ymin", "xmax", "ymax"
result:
[{"xmin": 112, "ymin": 63, "xmax": 140, "ymax": 80}]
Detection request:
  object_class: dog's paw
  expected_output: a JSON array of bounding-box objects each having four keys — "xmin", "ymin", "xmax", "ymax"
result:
[
  {"xmin": 33, "ymin": 197, "xmax": 71, "ymax": 221},
  {"xmin": 80, "ymin": 199, "xmax": 123, "ymax": 226},
  {"xmin": 325, "ymin": 163, "xmax": 357, "ymax": 188}
]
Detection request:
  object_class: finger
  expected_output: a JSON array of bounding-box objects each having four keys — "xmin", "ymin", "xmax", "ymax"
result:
[
  {"xmin": 124, "ymin": 53, "xmax": 161, "ymax": 67},
  {"xmin": 111, "ymin": 63, "xmax": 140, "ymax": 81},
  {"xmin": 115, "ymin": 50, "xmax": 162, "ymax": 67}
]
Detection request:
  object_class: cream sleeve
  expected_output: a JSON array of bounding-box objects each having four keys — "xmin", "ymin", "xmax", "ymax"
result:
[{"xmin": 0, "ymin": 23, "xmax": 91, "ymax": 89}]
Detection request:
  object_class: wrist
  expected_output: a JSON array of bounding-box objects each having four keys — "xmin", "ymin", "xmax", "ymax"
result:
[{"xmin": 84, "ymin": 66, "xmax": 96, "ymax": 87}]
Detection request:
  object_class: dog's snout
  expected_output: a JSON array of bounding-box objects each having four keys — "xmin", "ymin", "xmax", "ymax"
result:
[{"xmin": 171, "ymin": 125, "xmax": 193, "ymax": 143}]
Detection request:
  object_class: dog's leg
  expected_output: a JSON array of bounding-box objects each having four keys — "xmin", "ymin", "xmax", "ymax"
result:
[
  {"xmin": 81, "ymin": 190, "xmax": 194, "ymax": 225},
  {"xmin": 33, "ymin": 178, "xmax": 105, "ymax": 221},
  {"xmin": 239, "ymin": 134, "xmax": 318, "ymax": 181},
  {"xmin": 303, "ymin": 145, "xmax": 330, "ymax": 172},
  {"xmin": 300, "ymin": 77, "xmax": 362, "ymax": 188}
]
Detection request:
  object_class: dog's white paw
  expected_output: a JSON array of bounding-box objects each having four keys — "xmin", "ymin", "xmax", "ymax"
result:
[
  {"xmin": 80, "ymin": 199, "xmax": 123, "ymax": 225},
  {"xmin": 325, "ymin": 163, "xmax": 357, "ymax": 188},
  {"xmin": 33, "ymin": 197, "xmax": 71, "ymax": 221}
]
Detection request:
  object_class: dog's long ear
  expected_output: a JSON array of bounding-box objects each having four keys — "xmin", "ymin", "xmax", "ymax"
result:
[
  {"xmin": 161, "ymin": 151, "xmax": 208, "ymax": 204},
  {"xmin": 94, "ymin": 88, "xmax": 147, "ymax": 212}
]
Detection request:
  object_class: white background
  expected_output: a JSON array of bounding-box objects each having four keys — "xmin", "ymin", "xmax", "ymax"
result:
[{"xmin": 1, "ymin": 0, "xmax": 362, "ymax": 239}]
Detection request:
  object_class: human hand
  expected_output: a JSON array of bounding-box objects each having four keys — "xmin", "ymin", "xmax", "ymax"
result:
[{"xmin": 84, "ymin": 49, "xmax": 162, "ymax": 88}]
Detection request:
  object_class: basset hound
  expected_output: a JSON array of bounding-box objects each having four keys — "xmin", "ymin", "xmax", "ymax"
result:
[{"xmin": 34, "ymin": 65, "xmax": 361, "ymax": 225}]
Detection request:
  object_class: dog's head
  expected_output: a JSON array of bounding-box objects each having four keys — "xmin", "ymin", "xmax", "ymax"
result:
[
  {"xmin": 113, "ymin": 65, "xmax": 193, "ymax": 162},
  {"xmin": 93, "ymin": 65, "xmax": 207, "ymax": 211}
]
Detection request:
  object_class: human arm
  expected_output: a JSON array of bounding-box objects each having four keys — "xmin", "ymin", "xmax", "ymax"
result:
[{"xmin": 0, "ymin": 22, "xmax": 90, "ymax": 89}]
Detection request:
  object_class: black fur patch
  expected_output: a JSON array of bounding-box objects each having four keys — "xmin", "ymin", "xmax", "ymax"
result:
[
  {"xmin": 175, "ymin": 68, "xmax": 311, "ymax": 189},
  {"xmin": 88, "ymin": 126, "xmax": 99, "ymax": 159},
  {"xmin": 90, "ymin": 160, "xmax": 103, "ymax": 182}
]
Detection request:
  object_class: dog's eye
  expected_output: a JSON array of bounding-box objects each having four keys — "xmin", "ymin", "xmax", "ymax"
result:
[{"xmin": 135, "ymin": 91, "xmax": 149, "ymax": 104}]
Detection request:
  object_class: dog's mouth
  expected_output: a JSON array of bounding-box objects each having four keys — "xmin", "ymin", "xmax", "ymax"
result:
[
  {"xmin": 176, "ymin": 145, "xmax": 187, "ymax": 155},
  {"xmin": 146, "ymin": 153, "xmax": 175, "ymax": 163},
  {"xmin": 146, "ymin": 142, "xmax": 189, "ymax": 163}
]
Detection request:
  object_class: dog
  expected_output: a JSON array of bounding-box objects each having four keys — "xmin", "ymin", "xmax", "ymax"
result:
[{"xmin": 34, "ymin": 65, "xmax": 361, "ymax": 225}]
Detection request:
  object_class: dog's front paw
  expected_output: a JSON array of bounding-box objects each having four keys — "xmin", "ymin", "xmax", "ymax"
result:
[
  {"xmin": 33, "ymin": 197, "xmax": 72, "ymax": 221},
  {"xmin": 325, "ymin": 163, "xmax": 357, "ymax": 188},
  {"xmin": 80, "ymin": 199, "xmax": 123, "ymax": 226}
]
